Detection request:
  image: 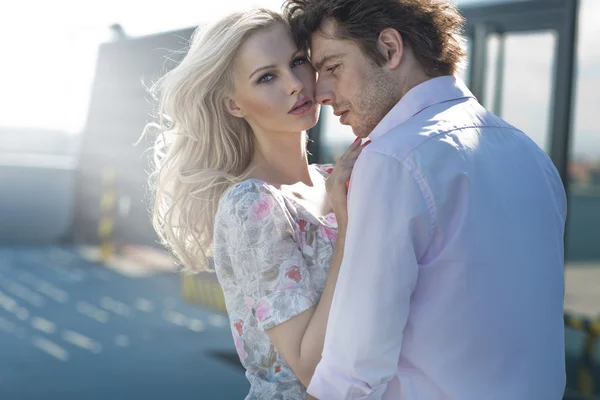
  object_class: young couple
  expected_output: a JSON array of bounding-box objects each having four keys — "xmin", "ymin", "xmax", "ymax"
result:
[{"xmin": 148, "ymin": 1, "xmax": 567, "ymax": 399}]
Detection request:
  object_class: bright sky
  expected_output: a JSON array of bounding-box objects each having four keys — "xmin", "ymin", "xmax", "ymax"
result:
[
  {"xmin": 1, "ymin": 0, "xmax": 598, "ymax": 157},
  {"xmin": 0, "ymin": 0, "xmax": 285, "ymax": 133}
]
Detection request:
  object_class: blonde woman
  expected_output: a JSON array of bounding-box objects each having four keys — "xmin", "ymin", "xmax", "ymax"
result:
[{"xmin": 146, "ymin": 9, "xmax": 368, "ymax": 399}]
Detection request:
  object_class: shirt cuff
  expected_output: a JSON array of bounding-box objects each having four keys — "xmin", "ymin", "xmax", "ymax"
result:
[{"xmin": 307, "ymin": 357, "xmax": 388, "ymax": 400}]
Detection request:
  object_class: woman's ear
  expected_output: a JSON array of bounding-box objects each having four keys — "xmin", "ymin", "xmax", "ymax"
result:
[{"xmin": 224, "ymin": 97, "xmax": 244, "ymax": 118}]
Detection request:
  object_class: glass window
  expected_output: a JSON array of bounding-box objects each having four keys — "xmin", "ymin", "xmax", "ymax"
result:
[
  {"xmin": 565, "ymin": 0, "xmax": 600, "ymax": 307},
  {"xmin": 483, "ymin": 31, "xmax": 556, "ymax": 152},
  {"xmin": 316, "ymin": 106, "xmax": 356, "ymax": 164}
]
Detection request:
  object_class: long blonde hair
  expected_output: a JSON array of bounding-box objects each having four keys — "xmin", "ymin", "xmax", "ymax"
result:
[{"xmin": 145, "ymin": 9, "xmax": 288, "ymax": 272}]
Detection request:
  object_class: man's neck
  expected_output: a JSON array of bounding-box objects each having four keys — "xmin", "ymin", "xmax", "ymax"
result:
[{"xmin": 398, "ymin": 72, "xmax": 432, "ymax": 100}]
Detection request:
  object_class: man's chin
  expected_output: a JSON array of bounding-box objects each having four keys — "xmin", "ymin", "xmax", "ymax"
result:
[{"xmin": 350, "ymin": 126, "xmax": 369, "ymax": 139}]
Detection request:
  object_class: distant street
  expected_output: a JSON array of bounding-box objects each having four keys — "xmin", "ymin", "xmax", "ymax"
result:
[{"xmin": 0, "ymin": 246, "xmax": 249, "ymax": 400}]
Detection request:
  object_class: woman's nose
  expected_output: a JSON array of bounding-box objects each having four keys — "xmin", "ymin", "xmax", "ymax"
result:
[{"xmin": 288, "ymin": 71, "xmax": 305, "ymax": 96}]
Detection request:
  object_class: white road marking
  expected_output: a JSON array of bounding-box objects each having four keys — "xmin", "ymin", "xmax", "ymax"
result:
[
  {"xmin": 31, "ymin": 317, "xmax": 56, "ymax": 335},
  {"xmin": 15, "ymin": 307, "xmax": 29, "ymax": 321},
  {"xmin": 33, "ymin": 259, "xmax": 82, "ymax": 283},
  {"xmin": 4, "ymin": 281, "xmax": 45, "ymax": 307},
  {"xmin": 0, "ymin": 290, "xmax": 30, "ymax": 321},
  {"xmin": 100, "ymin": 297, "xmax": 131, "ymax": 317},
  {"xmin": 209, "ymin": 314, "xmax": 228, "ymax": 328},
  {"xmin": 134, "ymin": 298, "xmax": 154, "ymax": 313},
  {"xmin": 163, "ymin": 310, "xmax": 187, "ymax": 327},
  {"xmin": 32, "ymin": 336, "xmax": 69, "ymax": 361},
  {"xmin": 187, "ymin": 319, "xmax": 206, "ymax": 332},
  {"xmin": 76, "ymin": 302, "xmax": 109, "ymax": 323},
  {"xmin": 62, "ymin": 330, "xmax": 102, "ymax": 354},
  {"xmin": 10, "ymin": 272, "xmax": 69, "ymax": 304},
  {"xmin": 36, "ymin": 282, "xmax": 69, "ymax": 304},
  {"xmin": 0, "ymin": 290, "xmax": 19, "ymax": 313},
  {"xmin": 115, "ymin": 335, "xmax": 130, "ymax": 347}
]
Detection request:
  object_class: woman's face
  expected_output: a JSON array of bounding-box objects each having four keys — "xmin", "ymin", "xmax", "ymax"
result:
[{"xmin": 227, "ymin": 22, "xmax": 319, "ymax": 136}]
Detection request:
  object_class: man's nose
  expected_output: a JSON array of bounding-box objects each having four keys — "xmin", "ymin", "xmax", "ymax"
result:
[{"xmin": 315, "ymin": 78, "xmax": 333, "ymax": 106}]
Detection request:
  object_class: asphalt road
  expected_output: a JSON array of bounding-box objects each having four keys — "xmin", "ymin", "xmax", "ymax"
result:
[
  {"xmin": 0, "ymin": 245, "xmax": 249, "ymax": 400},
  {"xmin": 0, "ymin": 245, "xmax": 597, "ymax": 400}
]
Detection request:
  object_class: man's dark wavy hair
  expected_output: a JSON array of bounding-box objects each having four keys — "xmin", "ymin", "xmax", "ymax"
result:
[{"xmin": 284, "ymin": 0, "xmax": 467, "ymax": 77}]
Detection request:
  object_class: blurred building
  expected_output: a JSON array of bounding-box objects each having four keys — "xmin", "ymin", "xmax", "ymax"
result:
[
  {"xmin": 72, "ymin": 28, "xmax": 194, "ymax": 249},
  {"xmin": 0, "ymin": 127, "xmax": 77, "ymax": 242}
]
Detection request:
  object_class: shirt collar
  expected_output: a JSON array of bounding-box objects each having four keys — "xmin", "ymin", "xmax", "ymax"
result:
[{"xmin": 368, "ymin": 76, "xmax": 476, "ymax": 140}]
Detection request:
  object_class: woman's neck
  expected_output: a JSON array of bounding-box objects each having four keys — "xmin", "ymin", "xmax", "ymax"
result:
[{"xmin": 247, "ymin": 131, "xmax": 313, "ymax": 187}]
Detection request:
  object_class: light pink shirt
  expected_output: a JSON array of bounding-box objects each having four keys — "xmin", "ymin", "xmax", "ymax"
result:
[{"xmin": 307, "ymin": 76, "xmax": 567, "ymax": 400}]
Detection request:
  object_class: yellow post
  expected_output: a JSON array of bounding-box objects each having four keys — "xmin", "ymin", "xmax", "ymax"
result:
[
  {"xmin": 98, "ymin": 168, "xmax": 116, "ymax": 263},
  {"xmin": 579, "ymin": 332, "xmax": 595, "ymax": 396},
  {"xmin": 181, "ymin": 273, "xmax": 227, "ymax": 314},
  {"xmin": 565, "ymin": 313, "xmax": 599, "ymax": 397}
]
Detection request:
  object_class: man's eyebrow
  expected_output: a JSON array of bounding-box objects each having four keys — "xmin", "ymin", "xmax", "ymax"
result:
[
  {"xmin": 312, "ymin": 53, "xmax": 344, "ymax": 71},
  {"xmin": 248, "ymin": 50, "xmax": 306, "ymax": 80}
]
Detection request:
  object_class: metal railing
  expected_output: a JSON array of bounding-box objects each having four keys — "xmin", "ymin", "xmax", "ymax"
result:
[
  {"xmin": 180, "ymin": 272, "xmax": 227, "ymax": 314},
  {"xmin": 564, "ymin": 313, "xmax": 600, "ymax": 398}
]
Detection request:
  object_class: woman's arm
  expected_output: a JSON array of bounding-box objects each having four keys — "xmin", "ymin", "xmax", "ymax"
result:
[
  {"xmin": 266, "ymin": 222, "xmax": 346, "ymax": 387},
  {"xmin": 266, "ymin": 137, "xmax": 368, "ymax": 388}
]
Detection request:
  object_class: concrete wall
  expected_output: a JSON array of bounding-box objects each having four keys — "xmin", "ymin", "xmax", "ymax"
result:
[{"xmin": 0, "ymin": 154, "xmax": 76, "ymax": 243}]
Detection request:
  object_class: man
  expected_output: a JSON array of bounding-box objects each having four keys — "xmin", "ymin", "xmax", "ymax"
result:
[{"xmin": 285, "ymin": 0, "xmax": 567, "ymax": 399}]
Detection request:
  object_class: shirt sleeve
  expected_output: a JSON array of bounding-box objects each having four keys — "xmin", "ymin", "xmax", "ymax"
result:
[
  {"xmin": 214, "ymin": 180, "xmax": 317, "ymax": 331},
  {"xmin": 307, "ymin": 150, "xmax": 434, "ymax": 399}
]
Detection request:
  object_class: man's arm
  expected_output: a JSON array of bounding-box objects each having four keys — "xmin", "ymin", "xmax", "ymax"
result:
[{"xmin": 307, "ymin": 150, "xmax": 433, "ymax": 399}]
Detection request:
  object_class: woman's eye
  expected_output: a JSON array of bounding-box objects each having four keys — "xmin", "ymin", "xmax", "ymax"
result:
[
  {"xmin": 292, "ymin": 57, "xmax": 307, "ymax": 67},
  {"xmin": 258, "ymin": 74, "xmax": 274, "ymax": 84}
]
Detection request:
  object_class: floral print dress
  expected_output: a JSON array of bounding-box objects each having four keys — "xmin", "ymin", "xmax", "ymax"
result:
[{"xmin": 213, "ymin": 164, "xmax": 336, "ymax": 399}]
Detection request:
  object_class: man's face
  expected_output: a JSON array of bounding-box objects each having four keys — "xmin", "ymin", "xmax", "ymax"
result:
[{"xmin": 310, "ymin": 20, "xmax": 399, "ymax": 138}]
